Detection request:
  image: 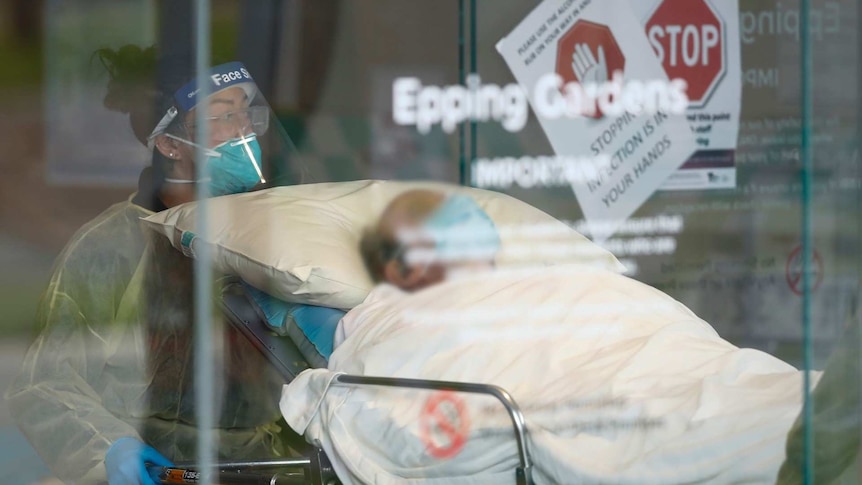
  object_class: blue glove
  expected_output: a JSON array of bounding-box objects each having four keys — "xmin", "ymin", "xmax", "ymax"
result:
[{"xmin": 105, "ymin": 437, "xmax": 173, "ymax": 485}]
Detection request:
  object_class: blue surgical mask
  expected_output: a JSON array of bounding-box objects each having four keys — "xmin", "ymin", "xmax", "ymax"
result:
[
  {"xmin": 404, "ymin": 194, "xmax": 500, "ymax": 265},
  {"xmin": 164, "ymin": 133, "xmax": 265, "ymax": 197},
  {"xmin": 206, "ymin": 135, "xmax": 264, "ymax": 196}
]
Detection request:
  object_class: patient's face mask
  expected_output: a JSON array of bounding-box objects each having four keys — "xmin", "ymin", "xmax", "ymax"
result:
[
  {"xmin": 164, "ymin": 133, "xmax": 264, "ymax": 197},
  {"xmin": 401, "ymin": 194, "xmax": 501, "ymax": 266}
]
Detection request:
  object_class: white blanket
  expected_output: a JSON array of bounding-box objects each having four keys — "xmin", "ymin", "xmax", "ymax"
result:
[{"xmin": 280, "ymin": 266, "xmax": 815, "ymax": 484}]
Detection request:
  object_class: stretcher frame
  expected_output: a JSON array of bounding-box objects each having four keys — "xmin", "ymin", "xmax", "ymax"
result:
[{"xmin": 206, "ymin": 280, "xmax": 535, "ymax": 485}]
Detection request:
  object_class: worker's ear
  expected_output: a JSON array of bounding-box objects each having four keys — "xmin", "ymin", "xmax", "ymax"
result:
[{"xmin": 154, "ymin": 134, "xmax": 182, "ymax": 160}]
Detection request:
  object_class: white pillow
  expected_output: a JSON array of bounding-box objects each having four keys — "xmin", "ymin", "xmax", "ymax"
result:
[{"xmin": 141, "ymin": 180, "xmax": 624, "ymax": 309}]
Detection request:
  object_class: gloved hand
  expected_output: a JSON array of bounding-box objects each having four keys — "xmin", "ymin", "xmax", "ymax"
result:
[{"xmin": 105, "ymin": 437, "xmax": 173, "ymax": 485}]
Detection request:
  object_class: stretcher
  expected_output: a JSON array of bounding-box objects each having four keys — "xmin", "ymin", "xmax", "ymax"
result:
[{"xmin": 148, "ymin": 280, "xmax": 535, "ymax": 485}]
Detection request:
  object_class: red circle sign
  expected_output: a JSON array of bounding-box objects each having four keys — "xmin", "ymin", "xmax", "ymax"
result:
[
  {"xmin": 785, "ymin": 245, "xmax": 824, "ymax": 296},
  {"xmin": 646, "ymin": 0, "xmax": 725, "ymax": 107},
  {"xmin": 420, "ymin": 391, "xmax": 470, "ymax": 459},
  {"xmin": 556, "ymin": 20, "xmax": 626, "ymax": 118}
]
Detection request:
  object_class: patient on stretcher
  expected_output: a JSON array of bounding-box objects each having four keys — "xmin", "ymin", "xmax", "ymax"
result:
[
  {"xmin": 290, "ymin": 242, "xmax": 816, "ymax": 484},
  {"xmin": 359, "ymin": 189, "xmax": 501, "ymax": 291},
  {"xmin": 332, "ymin": 190, "xmax": 502, "ymax": 349}
]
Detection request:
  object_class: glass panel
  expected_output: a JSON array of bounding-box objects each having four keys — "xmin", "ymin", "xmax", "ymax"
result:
[
  {"xmin": 1, "ymin": 1, "xmax": 297, "ymax": 482},
  {"xmin": 469, "ymin": 0, "xmax": 860, "ymax": 483},
  {"xmin": 470, "ymin": 0, "xmax": 858, "ymax": 344},
  {"xmin": 271, "ymin": 0, "xmax": 462, "ymax": 183},
  {"xmin": 2, "ymin": 0, "xmax": 860, "ymax": 483}
]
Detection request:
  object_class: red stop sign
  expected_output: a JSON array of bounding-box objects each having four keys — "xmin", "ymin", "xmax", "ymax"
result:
[
  {"xmin": 556, "ymin": 20, "xmax": 625, "ymax": 118},
  {"xmin": 646, "ymin": 0, "xmax": 725, "ymax": 107}
]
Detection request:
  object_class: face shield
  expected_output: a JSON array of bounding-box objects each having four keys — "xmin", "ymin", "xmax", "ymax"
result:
[{"xmin": 146, "ymin": 61, "xmax": 301, "ymax": 195}]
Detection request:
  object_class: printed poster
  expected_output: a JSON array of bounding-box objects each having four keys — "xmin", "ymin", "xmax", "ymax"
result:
[
  {"xmin": 497, "ymin": 0, "xmax": 698, "ymax": 243},
  {"xmin": 630, "ymin": 0, "xmax": 742, "ymax": 190}
]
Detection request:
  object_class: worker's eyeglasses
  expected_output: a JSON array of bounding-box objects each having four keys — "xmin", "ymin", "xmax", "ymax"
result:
[{"xmin": 181, "ymin": 106, "xmax": 270, "ymax": 141}]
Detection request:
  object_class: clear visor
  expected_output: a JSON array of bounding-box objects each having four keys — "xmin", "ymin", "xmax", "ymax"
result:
[
  {"xmin": 148, "ymin": 77, "xmax": 308, "ymax": 186},
  {"xmin": 148, "ymin": 80, "xmax": 269, "ymax": 144},
  {"xmin": 177, "ymin": 105, "xmax": 270, "ymax": 143}
]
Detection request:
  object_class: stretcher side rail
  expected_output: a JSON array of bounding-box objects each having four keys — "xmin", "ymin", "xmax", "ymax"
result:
[
  {"xmin": 332, "ymin": 374, "xmax": 534, "ymax": 485},
  {"xmin": 164, "ymin": 374, "xmax": 534, "ymax": 484},
  {"xmin": 162, "ymin": 448, "xmax": 336, "ymax": 484},
  {"xmin": 218, "ymin": 280, "xmax": 533, "ymax": 484}
]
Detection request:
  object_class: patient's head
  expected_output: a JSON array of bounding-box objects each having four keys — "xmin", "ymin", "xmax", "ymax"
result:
[{"xmin": 360, "ymin": 189, "xmax": 500, "ymax": 291}]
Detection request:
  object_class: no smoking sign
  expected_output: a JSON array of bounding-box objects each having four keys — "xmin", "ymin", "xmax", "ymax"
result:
[
  {"xmin": 646, "ymin": 0, "xmax": 726, "ymax": 107},
  {"xmin": 785, "ymin": 245, "xmax": 824, "ymax": 296},
  {"xmin": 420, "ymin": 391, "xmax": 470, "ymax": 459}
]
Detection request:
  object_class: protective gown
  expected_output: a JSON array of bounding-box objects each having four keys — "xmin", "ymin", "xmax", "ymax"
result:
[{"xmin": 5, "ymin": 196, "xmax": 290, "ymax": 484}]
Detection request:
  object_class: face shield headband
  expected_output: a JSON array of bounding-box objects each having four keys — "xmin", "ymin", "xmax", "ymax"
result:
[{"xmin": 146, "ymin": 61, "xmax": 260, "ymax": 149}]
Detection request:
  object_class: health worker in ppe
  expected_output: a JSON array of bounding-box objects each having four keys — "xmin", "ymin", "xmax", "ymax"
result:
[{"xmin": 5, "ymin": 45, "xmax": 303, "ymax": 485}]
